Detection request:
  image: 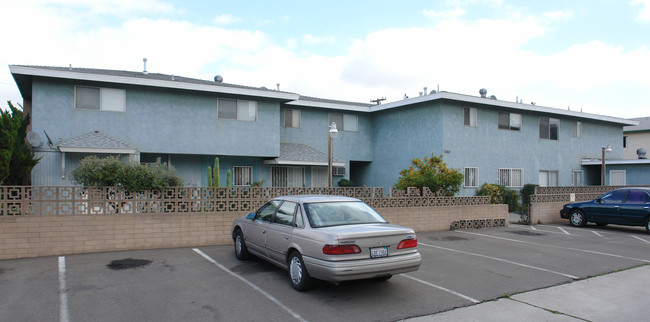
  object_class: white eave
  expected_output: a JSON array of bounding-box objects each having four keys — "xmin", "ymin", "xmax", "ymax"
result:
[
  {"xmin": 371, "ymin": 91, "xmax": 638, "ymax": 126},
  {"xmin": 582, "ymin": 159, "xmax": 650, "ymax": 166},
  {"xmin": 9, "ymin": 65, "xmax": 299, "ymax": 101},
  {"xmin": 57, "ymin": 146, "xmax": 137, "ymax": 154},
  {"xmin": 286, "ymin": 99, "xmax": 372, "ymax": 112}
]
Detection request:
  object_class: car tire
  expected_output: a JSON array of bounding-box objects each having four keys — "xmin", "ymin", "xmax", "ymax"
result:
[
  {"xmin": 233, "ymin": 229, "xmax": 250, "ymax": 260},
  {"xmin": 288, "ymin": 251, "xmax": 313, "ymax": 291},
  {"xmin": 645, "ymin": 218, "xmax": 650, "ymax": 232},
  {"xmin": 569, "ymin": 210, "xmax": 587, "ymax": 227}
]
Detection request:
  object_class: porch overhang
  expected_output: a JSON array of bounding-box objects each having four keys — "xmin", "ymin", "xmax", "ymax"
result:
[{"xmin": 263, "ymin": 143, "xmax": 345, "ymax": 167}]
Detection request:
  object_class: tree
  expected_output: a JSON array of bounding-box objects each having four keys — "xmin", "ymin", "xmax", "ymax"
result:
[
  {"xmin": 394, "ymin": 154, "xmax": 464, "ymax": 196},
  {"xmin": 0, "ymin": 101, "xmax": 40, "ymax": 185}
]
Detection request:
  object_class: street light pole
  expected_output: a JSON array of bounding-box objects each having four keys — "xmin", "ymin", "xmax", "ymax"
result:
[
  {"xmin": 601, "ymin": 145, "xmax": 612, "ymax": 185},
  {"xmin": 328, "ymin": 122, "xmax": 338, "ymax": 187}
]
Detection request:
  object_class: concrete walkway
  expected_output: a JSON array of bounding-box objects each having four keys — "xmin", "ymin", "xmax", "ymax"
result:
[{"xmin": 406, "ymin": 264, "xmax": 650, "ymax": 322}]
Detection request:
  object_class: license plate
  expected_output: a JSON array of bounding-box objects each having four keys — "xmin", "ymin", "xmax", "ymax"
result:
[{"xmin": 370, "ymin": 246, "xmax": 389, "ymax": 258}]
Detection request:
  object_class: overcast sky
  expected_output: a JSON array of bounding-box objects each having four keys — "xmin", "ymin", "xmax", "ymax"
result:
[{"xmin": 1, "ymin": 0, "xmax": 649, "ymax": 118}]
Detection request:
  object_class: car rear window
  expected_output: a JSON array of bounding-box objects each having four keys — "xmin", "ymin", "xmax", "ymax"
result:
[
  {"xmin": 625, "ymin": 190, "xmax": 650, "ymax": 204},
  {"xmin": 303, "ymin": 201, "xmax": 388, "ymax": 228}
]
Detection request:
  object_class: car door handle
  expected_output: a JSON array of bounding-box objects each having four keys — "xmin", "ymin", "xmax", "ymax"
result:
[
  {"xmin": 614, "ymin": 206, "xmax": 619, "ymax": 208},
  {"xmin": 645, "ymin": 207, "xmax": 649, "ymax": 209},
  {"xmin": 283, "ymin": 235, "xmax": 290, "ymax": 240}
]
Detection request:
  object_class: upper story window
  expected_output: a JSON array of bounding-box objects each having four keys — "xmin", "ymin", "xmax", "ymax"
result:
[
  {"xmin": 75, "ymin": 86, "xmax": 126, "ymax": 112},
  {"xmin": 218, "ymin": 99, "xmax": 257, "ymax": 121},
  {"xmin": 539, "ymin": 116, "xmax": 559, "ymax": 140},
  {"xmin": 573, "ymin": 121, "xmax": 582, "ymax": 138},
  {"xmin": 284, "ymin": 109, "xmax": 300, "ymax": 128},
  {"xmin": 464, "ymin": 107, "xmax": 477, "ymax": 127},
  {"xmin": 498, "ymin": 112, "xmax": 521, "ymax": 131},
  {"xmin": 329, "ymin": 113, "xmax": 358, "ymax": 132}
]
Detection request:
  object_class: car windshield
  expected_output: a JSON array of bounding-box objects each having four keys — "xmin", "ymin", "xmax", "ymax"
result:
[{"xmin": 303, "ymin": 201, "xmax": 388, "ymax": 228}]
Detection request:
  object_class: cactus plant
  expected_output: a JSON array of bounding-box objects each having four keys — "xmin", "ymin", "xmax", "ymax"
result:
[
  {"xmin": 207, "ymin": 157, "xmax": 221, "ymax": 187},
  {"xmin": 227, "ymin": 169, "xmax": 232, "ymax": 187}
]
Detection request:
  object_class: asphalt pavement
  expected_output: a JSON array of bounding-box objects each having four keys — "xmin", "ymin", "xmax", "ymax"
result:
[{"xmin": 407, "ymin": 264, "xmax": 650, "ymax": 321}]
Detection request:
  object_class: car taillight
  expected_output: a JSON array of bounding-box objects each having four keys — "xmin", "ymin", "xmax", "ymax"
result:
[
  {"xmin": 322, "ymin": 244, "xmax": 361, "ymax": 255},
  {"xmin": 397, "ymin": 238, "xmax": 417, "ymax": 249}
]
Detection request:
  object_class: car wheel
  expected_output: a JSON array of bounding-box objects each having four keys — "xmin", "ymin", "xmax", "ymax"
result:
[
  {"xmin": 645, "ymin": 218, "xmax": 650, "ymax": 232},
  {"xmin": 569, "ymin": 210, "xmax": 587, "ymax": 227},
  {"xmin": 233, "ymin": 229, "xmax": 250, "ymax": 260},
  {"xmin": 288, "ymin": 251, "xmax": 313, "ymax": 291}
]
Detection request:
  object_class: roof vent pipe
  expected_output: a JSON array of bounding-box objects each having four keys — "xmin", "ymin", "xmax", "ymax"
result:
[
  {"xmin": 424, "ymin": 87, "xmax": 428, "ymax": 95},
  {"xmin": 479, "ymin": 88, "xmax": 487, "ymax": 98},
  {"xmin": 142, "ymin": 58, "xmax": 148, "ymax": 75}
]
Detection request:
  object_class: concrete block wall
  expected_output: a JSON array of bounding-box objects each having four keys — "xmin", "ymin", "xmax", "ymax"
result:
[
  {"xmin": 1, "ymin": 204, "xmax": 508, "ymax": 260},
  {"xmin": 530, "ymin": 202, "xmax": 566, "ymax": 224}
]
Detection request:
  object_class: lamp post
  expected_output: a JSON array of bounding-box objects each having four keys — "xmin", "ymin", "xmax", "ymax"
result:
[
  {"xmin": 601, "ymin": 145, "xmax": 612, "ymax": 186},
  {"xmin": 328, "ymin": 122, "xmax": 338, "ymax": 187}
]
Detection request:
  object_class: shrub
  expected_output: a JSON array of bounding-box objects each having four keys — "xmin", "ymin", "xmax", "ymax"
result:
[
  {"xmin": 394, "ymin": 154, "xmax": 463, "ymax": 196},
  {"xmin": 72, "ymin": 156, "xmax": 183, "ymax": 192},
  {"xmin": 477, "ymin": 183, "xmax": 520, "ymax": 212},
  {"xmin": 337, "ymin": 178, "xmax": 354, "ymax": 187}
]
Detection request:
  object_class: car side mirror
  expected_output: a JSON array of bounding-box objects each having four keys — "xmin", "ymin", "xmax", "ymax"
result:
[{"xmin": 246, "ymin": 212, "xmax": 255, "ymax": 220}]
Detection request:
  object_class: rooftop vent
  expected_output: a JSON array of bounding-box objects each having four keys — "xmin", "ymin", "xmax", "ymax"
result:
[
  {"xmin": 214, "ymin": 75, "xmax": 223, "ymax": 83},
  {"xmin": 479, "ymin": 88, "xmax": 487, "ymax": 98},
  {"xmin": 638, "ymin": 148, "xmax": 647, "ymax": 159},
  {"xmin": 142, "ymin": 58, "xmax": 148, "ymax": 75}
]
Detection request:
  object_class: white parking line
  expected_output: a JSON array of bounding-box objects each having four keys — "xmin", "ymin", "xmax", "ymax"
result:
[
  {"xmin": 557, "ymin": 227, "xmax": 570, "ymax": 235},
  {"xmin": 419, "ymin": 243, "xmax": 578, "ymax": 279},
  {"xmin": 192, "ymin": 248, "xmax": 307, "ymax": 322},
  {"xmin": 591, "ymin": 230, "xmax": 604, "ymax": 238},
  {"xmin": 456, "ymin": 230, "xmax": 650, "ymax": 263},
  {"xmin": 402, "ymin": 275, "xmax": 479, "ymax": 304},
  {"xmin": 58, "ymin": 256, "xmax": 69, "ymax": 322},
  {"xmin": 631, "ymin": 235, "xmax": 650, "ymax": 244}
]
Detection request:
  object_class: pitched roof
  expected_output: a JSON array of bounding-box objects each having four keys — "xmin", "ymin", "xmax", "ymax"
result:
[
  {"xmin": 58, "ymin": 131, "xmax": 137, "ymax": 154},
  {"xmin": 624, "ymin": 117, "xmax": 650, "ymax": 132},
  {"xmin": 264, "ymin": 143, "xmax": 344, "ymax": 166}
]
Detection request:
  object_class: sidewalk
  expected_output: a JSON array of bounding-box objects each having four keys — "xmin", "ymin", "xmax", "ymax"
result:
[{"xmin": 406, "ymin": 264, "xmax": 650, "ymax": 321}]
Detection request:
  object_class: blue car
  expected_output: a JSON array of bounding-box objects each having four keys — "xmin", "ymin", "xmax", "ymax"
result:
[{"xmin": 560, "ymin": 188, "xmax": 650, "ymax": 231}]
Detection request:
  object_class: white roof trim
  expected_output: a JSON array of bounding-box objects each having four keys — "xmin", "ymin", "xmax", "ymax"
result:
[
  {"xmin": 285, "ymin": 99, "xmax": 371, "ymax": 112},
  {"xmin": 582, "ymin": 159, "xmax": 650, "ymax": 165},
  {"xmin": 58, "ymin": 147, "xmax": 137, "ymax": 154},
  {"xmin": 371, "ymin": 92, "xmax": 638, "ymax": 126},
  {"xmin": 10, "ymin": 65, "xmax": 299, "ymax": 101},
  {"xmin": 263, "ymin": 160, "xmax": 345, "ymax": 167}
]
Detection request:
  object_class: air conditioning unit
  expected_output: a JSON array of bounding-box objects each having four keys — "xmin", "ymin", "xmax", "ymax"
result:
[{"xmin": 333, "ymin": 167, "xmax": 346, "ymax": 176}]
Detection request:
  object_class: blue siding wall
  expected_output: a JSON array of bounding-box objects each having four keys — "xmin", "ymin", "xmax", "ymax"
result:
[{"xmin": 31, "ymin": 80, "xmax": 280, "ymax": 157}]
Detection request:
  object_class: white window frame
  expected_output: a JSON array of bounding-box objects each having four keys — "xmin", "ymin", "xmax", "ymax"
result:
[
  {"xmin": 572, "ymin": 170, "xmax": 584, "ymax": 186},
  {"xmin": 233, "ymin": 166, "xmax": 253, "ymax": 186},
  {"xmin": 498, "ymin": 168, "xmax": 523, "ymax": 188},
  {"xmin": 284, "ymin": 109, "xmax": 300, "ymax": 128},
  {"xmin": 610, "ymin": 170, "xmax": 626, "ymax": 186},
  {"xmin": 311, "ymin": 167, "xmax": 328, "ymax": 187},
  {"xmin": 75, "ymin": 86, "xmax": 126, "ymax": 112},
  {"xmin": 464, "ymin": 107, "xmax": 477, "ymax": 127},
  {"xmin": 329, "ymin": 113, "xmax": 358, "ymax": 132},
  {"xmin": 573, "ymin": 121, "xmax": 582, "ymax": 138},
  {"xmin": 538, "ymin": 170, "xmax": 559, "ymax": 187},
  {"xmin": 539, "ymin": 116, "xmax": 559, "ymax": 140},
  {"xmin": 498, "ymin": 112, "xmax": 521, "ymax": 131},
  {"xmin": 271, "ymin": 166, "xmax": 305, "ymax": 187},
  {"xmin": 464, "ymin": 167, "xmax": 479, "ymax": 188},
  {"xmin": 217, "ymin": 99, "xmax": 257, "ymax": 121}
]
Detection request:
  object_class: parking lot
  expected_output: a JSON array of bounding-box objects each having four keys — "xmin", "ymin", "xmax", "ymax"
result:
[{"xmin": 1, "ymin": 223, "xmax": 649, "ymax": 322}]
